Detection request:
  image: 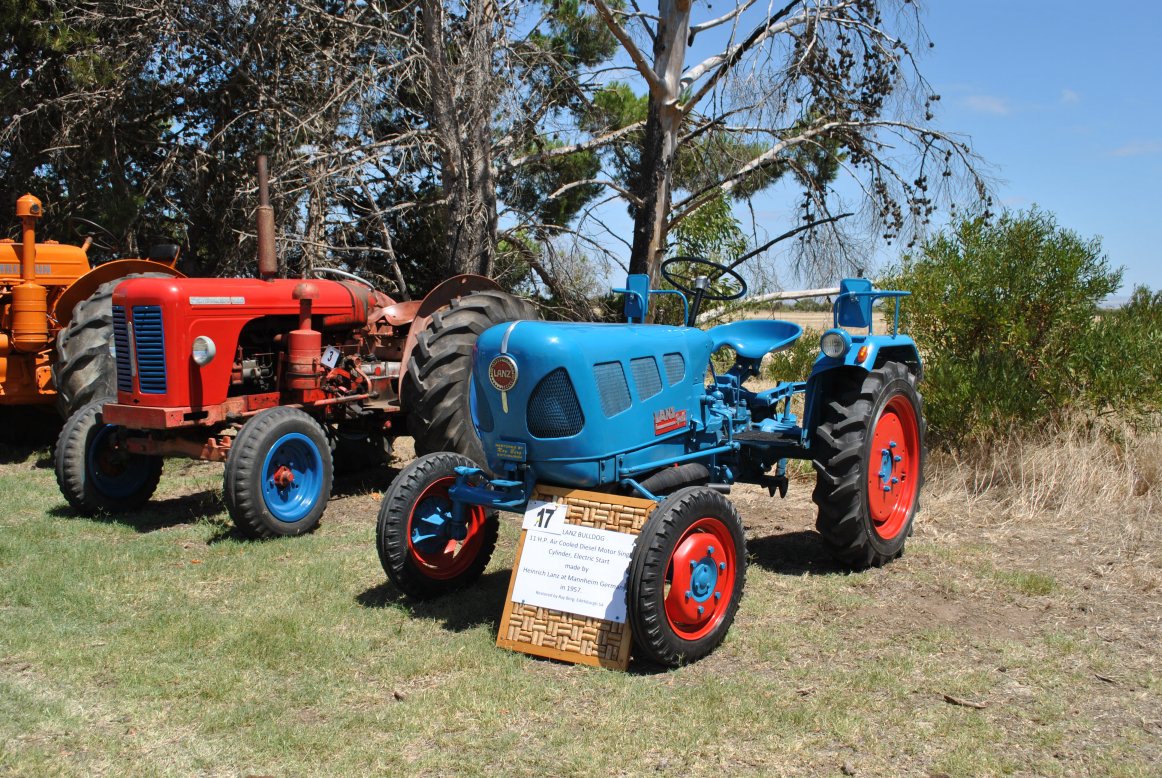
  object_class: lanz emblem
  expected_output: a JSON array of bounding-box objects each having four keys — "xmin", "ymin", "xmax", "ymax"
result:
[
  {"xmin": 488, "ymin": 355, "xmax": 519, "ymax": 391},
  {"xmin": 653, "ymin": 407, "xmax": 687, "ymax": 436}
]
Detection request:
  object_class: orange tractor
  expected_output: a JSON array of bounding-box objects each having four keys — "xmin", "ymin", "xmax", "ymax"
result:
[{"xmin": 0, "ymin": 194, "xmax": 183, "ymax": 423}]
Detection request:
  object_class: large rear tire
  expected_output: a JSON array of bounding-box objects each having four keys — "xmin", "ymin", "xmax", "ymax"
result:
[
  {"xmin": 53, "ymin": 273, "xmax": 173, "ymax": 418},
  {"xmin": 55, "ymin": 399, "xmax": 162, "ymax": 514},
  {"xmin": 811, "ymin": 362, "xmax": 926, "ymax": 568},
  {"xmin": 404, "ymin": 290, "xmax": 538, "ymax": 465}
]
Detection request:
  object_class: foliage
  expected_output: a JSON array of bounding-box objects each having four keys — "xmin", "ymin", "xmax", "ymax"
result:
[
  {"xmin": 887, "ymin": 209, "xmax": 1157, "ymax": 444},
  {"xmin": 0, "ymin": 0, "xmax": 622, "ymax": 296},
  {"xmin": 1076, "ymin": 286, "xmax": 1162, "ymax": 419},
  {"xmin": 764, "ymin": 328, "xmax": 822, "ymax": 383}
]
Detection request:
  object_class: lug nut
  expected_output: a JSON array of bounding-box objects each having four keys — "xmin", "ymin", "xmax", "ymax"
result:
[
  {"xmin": 718, "ymin": 561, "xmax": 726, "ymax": 571},
  {"xmin": 697, "ymin": 606, "xmax": 704, "ymax": 616},
  {"xmin": 707, "ymin": 546, "xmax": 715, "ymax": 555}
]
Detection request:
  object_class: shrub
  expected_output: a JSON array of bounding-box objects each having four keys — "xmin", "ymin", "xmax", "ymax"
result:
[
  {"xmin": 887, "ymin": 209, "xmax": 1134, "ymax": 444},
  {"xmin": 764, "ymin": 328, "xmax": 821, "ymax": 383}
]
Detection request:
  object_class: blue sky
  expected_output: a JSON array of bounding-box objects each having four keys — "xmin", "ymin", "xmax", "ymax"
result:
[{"xmin": 909, "ymin": 1, "xmax": 1161, "ymax": 294}]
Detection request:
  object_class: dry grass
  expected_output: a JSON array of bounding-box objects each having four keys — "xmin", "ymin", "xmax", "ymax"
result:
[{"xmin": 924, "ymin": 420, "xmax": 1161, "ymax": 595}]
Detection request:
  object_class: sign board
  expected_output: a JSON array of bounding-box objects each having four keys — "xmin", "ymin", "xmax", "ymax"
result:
[{"xmin": 496, "ymin": 486, "xmax": 656, "ymax": 669}]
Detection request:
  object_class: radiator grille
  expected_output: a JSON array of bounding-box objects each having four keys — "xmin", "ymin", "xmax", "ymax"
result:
[
  {"xmin": 594, "ymin": 361, "xmax": 631, "ymax": 417},
  {"xmin": 663, "ymin": 352, "xmax": 685, "ymax": 385},
  {"xmin": 528, "ymin": 368, "xmax": 583, "ymax": 438},
  {"xmin": 131, "ymin": 306, "xmax": 167, "ymax": 394},
  {"xmin": 630, "ymin": 356, "xmax": 662, "ymax": 399},
  {"xmin": 113, "ymin": 305, "xmax": 132, "ymax": 393},
  {"xmin": 472, "ymin": 373, "xmax": 494, "ymax": 433}
]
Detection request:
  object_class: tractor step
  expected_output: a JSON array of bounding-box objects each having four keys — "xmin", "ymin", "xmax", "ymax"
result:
[{"xmin": 733, "ymin": 429, "xmax": 798, "ymax": 445}]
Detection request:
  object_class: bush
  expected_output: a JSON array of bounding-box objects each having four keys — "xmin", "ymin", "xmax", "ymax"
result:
[
  {"xmin": 886, "ymin": 208, "xmax": 1148, "ymax": 444},
  {"xmin": 764, "ymin": 328, "xmax": 821, "ymax": 383}
]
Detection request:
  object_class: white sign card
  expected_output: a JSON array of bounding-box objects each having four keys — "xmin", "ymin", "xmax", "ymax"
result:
[{"xmin": 511, "ymin": 500, "xmax": 637, "ymax": 623}]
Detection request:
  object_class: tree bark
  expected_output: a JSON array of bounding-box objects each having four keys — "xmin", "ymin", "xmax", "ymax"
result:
[
  {"xmin": 419, "ymin": 0, "xmax": 498, "ymax": 279},
  {"xmin": 628, "ymin": 0, "xmax": 691, "ymax": 292}
]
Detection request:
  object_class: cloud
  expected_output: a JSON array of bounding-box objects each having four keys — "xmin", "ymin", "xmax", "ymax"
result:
[
  {"xmin": 1060, "ymin": 88, "xmax": 1080, "ymax": 104},
  {"xmin": 962, "ymin": 95, "xmax": 1010, "ymax": 115},
  {"xmin": 1108, "ymin": 140, "xmax": 1162, "ymax": 158}
]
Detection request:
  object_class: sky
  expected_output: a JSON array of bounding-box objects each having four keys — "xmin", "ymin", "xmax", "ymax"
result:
[{"xmin": 918, "ymin": 0, "xmax": 1162, "ymax": 296}]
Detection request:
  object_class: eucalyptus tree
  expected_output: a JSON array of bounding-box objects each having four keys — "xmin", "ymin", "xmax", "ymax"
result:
[{"xmin": 586, "ymin": 0, "xmax": 987, "ymax": 287}]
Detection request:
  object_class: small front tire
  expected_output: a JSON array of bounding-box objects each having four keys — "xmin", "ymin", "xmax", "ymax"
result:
[
  {"xmin": 224, "ymin": 407, "xmax": 334, "ymax": 538},
  {"xmin": 627, "ymin": 487, "xmax": 747, "ymax": 666},
  {"xmin": 376, "ymin": 452, "xmax": 499, "ymax": 599},
  {"xmin": 55, "ymin": 399, "xmax": 162, "ymax": 514}
]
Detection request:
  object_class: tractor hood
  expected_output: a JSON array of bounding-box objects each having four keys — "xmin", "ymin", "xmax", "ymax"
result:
[{"xmin": 471, "ymin": 320, "xmax": 714, "ymax": 486}]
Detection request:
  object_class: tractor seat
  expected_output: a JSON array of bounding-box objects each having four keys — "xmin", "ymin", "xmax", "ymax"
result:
[{"xmin": 707, "ymin": 319, "xmax": 803, "ymax": 359}]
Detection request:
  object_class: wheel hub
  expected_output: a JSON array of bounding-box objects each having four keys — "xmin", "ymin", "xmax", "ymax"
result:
[
  {"xmin": 271, "ymin": 465, "xmax": 295, "ymax": 489},
  {"xmin": 667, "ymin": 534, "xmax": 728, "ymax": 628}
]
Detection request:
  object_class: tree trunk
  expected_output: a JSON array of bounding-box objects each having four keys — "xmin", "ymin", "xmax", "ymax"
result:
[
  {"xmin": 628, "ymin": 0, "xmax": 691, "ymax": 293},
  {"xmin": 420, "ymin": 0, "xmax": 498, "ymax": 279}
]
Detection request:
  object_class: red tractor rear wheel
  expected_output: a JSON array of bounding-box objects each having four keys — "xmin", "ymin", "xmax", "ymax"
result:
[{"xmin": 404, "ymin": 290, "xmax": 538, "ymax": 466}]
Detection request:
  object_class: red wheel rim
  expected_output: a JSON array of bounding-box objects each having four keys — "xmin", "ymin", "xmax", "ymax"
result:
[
  {"xmin": 866, "ymin": 393, "xmax": 920, "ymax": 541},
  {"xmin": 406, "ymin": 476, "xmax": 488, "ymax": 581},
  {"xmin": 663, "ymin": 517, "xmax": 737, "ymax": 641}
]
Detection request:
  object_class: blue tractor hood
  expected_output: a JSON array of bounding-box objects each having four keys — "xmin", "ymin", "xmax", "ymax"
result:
[{"xmin": 471, "ymin": 320, "xmax": 714, "ymax": 486}]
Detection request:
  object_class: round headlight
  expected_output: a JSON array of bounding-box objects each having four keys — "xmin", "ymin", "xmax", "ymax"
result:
[
  {"xmin": 820, "ymin": 329, "xmax": 850, "ymax": 359},
  {"xmin": 192, "ymin": 335, "xmax": 217, "ymax": 366}
]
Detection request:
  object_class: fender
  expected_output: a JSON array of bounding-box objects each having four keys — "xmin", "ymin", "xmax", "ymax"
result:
[
  {"xmin": 801, "ymin": 333, "xmax": 922, "ymax": 444},
  {"xmin": 397, "ymin": 274, "xmax": 502, "ymax": 408},
  {"xmin": 53, "ymin": 259, "xmax": 185, "ymax": 325}
]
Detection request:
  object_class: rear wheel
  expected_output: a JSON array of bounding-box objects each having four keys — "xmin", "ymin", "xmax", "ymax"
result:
[
  {"xmin": 224, "ymin": 407, "xmax": 333, "ymax": 538},
  {"xmin": 53, "ymin": 273, "xmax": 173, "ymax": 418},
  {"xmin": 627, "ymin": 487, "xmax": 747, "ymax": 666},
  {"xmin": 55, "ymin": 399, "xmax": 162, "ymax": 514},
  {"xmin": 404, "ymin": 290, "xmax": 538, "ymax": 465},
  {"xmin": 812, "ymin": 362, "xmax": 926, "ymax": 568},
  {"xmin": 376, "ymin": 452, "xmax": 499, "ymax": 599}
]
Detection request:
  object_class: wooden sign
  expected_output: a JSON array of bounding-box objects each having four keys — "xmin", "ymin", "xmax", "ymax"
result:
[{"xmin": 496, "ymin": 485, "xmax": 655, "ymax": 669}]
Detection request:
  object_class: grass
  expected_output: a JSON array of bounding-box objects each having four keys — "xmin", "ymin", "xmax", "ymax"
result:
[{"xmin": 1, "ymin": 424, "xmax": 1159, "ymax": 776}]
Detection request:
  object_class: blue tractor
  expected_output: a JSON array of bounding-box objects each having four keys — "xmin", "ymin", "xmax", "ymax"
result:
[{"xmin": 375, "ymin": 257, "xmax": 925, "ymax": 666}]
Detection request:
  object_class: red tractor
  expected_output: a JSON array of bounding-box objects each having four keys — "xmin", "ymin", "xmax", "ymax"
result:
[{"xmin": 54, "ymin": 158, "xmax": 536, "ymax": 537}]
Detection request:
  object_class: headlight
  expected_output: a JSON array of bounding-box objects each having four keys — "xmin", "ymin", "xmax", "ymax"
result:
[
  {"xmin": 192, "ymin": 335, "xmax": 216, "ymax": 366},
  {"xmin": 820, "ymin": 329, "xmax": 850, "ymax": 359}
]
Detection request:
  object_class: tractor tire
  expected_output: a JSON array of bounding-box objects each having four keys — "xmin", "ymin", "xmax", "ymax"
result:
[
  {"xmin": 811, "ymin": 361, "xmax": 926, "ymax": 569},
  {"xmin": 55, "ymin": 399, "xmax": 162, "ymax": 514},
  {"xmin": 376, "ymin": 452, "xmax": 499, "ymax": 599},
  {"xmin": 224, "ymin": 407, "xmax": 334, "ymax": 539},
  {"xmin": 53, "ymin": 273, "xmax": 173, "ymax": 418},
  {"xmin": 627, "ymin": 487, "xmax": 747, "ymax": 667},
  {"xmin": 404, "ymin": 290, "xmax": 538, "ymax": 466}
]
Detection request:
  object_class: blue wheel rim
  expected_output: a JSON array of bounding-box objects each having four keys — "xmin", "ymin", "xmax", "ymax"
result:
[
  {"xmin": 87, "ymin": 424, "xmax": 153, "ymax": 499},
  {"xmin": 260, "ymin": 432, "xmax": 323, "ymax": 523}
]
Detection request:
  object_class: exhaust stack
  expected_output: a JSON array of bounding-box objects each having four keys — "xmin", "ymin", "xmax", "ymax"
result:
[{"xmin": 256, "ymin": 155, "xmax": 277, "ymax": 280}]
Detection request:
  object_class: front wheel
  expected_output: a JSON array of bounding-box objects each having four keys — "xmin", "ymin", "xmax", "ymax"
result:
[
  {"xmin": 627, "ymin": 487, "xmax": 747, "ymax": 666},
  {"xmin": 812, "ymin": 361, "xmax": 926, "ymax": 568},
  {"xmin": 224, "ymin": 407, "xmax": 334, "ymax": 538},
  {"xmin": 376, "ymin": 452, "xmax": 499, "ymax": 599},
  {"xmin": 55, "ymin": 399, "xmax": 162, "ymax": 514}
]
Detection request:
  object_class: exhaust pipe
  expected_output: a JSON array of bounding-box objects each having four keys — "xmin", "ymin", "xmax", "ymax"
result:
[{"xmin": 256, "ymin": 155, "xmax": 277, "ymax": 280}]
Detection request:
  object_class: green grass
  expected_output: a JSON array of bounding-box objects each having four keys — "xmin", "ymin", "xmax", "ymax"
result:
[{"xmin": 0, "ymin": 445, "xmax": 1155, "ymax": 776}]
